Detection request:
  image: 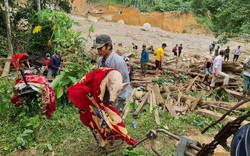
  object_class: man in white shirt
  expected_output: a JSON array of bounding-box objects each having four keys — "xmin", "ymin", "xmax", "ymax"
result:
[
  {"xmin": 210, "ymin": 50, "xmax": 229, "ymax": 89},
  {"xmin": 233, "ymin": 45, "xmax": 241, "ymax": 62}
]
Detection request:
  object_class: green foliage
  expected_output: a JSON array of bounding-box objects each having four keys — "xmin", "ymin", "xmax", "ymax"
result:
[
  {"xmin": 186, "ymin": 91, "xmax": 200, "ymax": 98},
  {"xmin": 212, "ymin": 0, "xmax": 250, "ymax": 37},
  {"xmin": 0, "ymin": 77, "xmax": 15, "ymax": 118},
  {"xmin": 179, "ymin": 112, "xmax": 222, "ymax": 131},
  {"xmin": 51, "ymin": 57, "xmax": 95, "ymax": 105},
  {"xmin": 122, "ymin": 148, "xmax": 144, "ymax": 156}
]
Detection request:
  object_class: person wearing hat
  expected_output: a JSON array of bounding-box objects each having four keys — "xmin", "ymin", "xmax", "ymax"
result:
[
  {"xmin": 155, "ymin": 43, "xmax": 167, "ymax": 78},
  {"xmin": 12, "ymin": 51, "xmax": 32, "ymax": 74},
  {"xmin": 140, "ymin": 44, "xmax": 149, "ymax": 76},
  {"xmin": 47, "ymin": 50, "xmax": 63, "ymax": 78},
  {"xmin": 41, "ymin": 53, "xmax": 51, "ymax": 76},
  {"xmin": 94, "ymin": 34, "xmax": 131, "ymax": 112}
]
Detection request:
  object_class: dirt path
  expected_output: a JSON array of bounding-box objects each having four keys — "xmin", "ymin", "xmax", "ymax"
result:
[{"xmin": 70, "ymin": 14, "xmax": 250, "ymax": 61}]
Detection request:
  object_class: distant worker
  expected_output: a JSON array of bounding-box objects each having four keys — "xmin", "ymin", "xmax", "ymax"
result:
[
  {"xmin": 214, "ymin": 45, "xmax": 220, "ymax": 56},
  {"xmin": 210, "ymin": 50, "xmax": 229, "ymax": 90},
  {"xmin": 204, "ymin": 55, "xmax": 212, "ymax": 75},
  {"xmin": 140, "ymin": 44, "xmax": 149, "ymax": 76},
  {"xmin": 233, "ymin": 46, "xmax": 241, "ymax": 62},
  {"xmin": 155, "ymin": 43, "xmax": 167, "ymax": 78},
  {"xmin": 41, "ymin": 53, "xmax": 51, "ymax": 76},
  {"xmin": 12, "ymin": 51, "xmax": 32, "ymax": 74},
  {"xmin": 209, "ymin": 42, "xmax": 216, "ymax": 54},
  {"xmin": 124, "ymin": 57, "xmax": 134, "ymax": 82},
  {"xmin": 132, "ymin": 43, "xmax": 138, "ymax": 50},
  {"xmin": 178, "ymin": 44, "xmax": 183, "ymax": 57},
  {"xmin": 172, "ymin": 44, "xmax": 178, "ymax": 56},
  {"xmin": 47, "ymin": 50, "xmax": 63, "ymax": 78},
  {"xmin": 242, "ymin": 56, "xmax": 250, "ymax": 97},
  {"xmin": 224, "ymin": 46, "xmax": 230, "ymax": 62}
]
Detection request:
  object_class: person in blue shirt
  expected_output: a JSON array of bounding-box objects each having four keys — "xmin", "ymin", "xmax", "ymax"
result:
[
  {"xmin": 47, "ymin": 50, "xmax": 63, "ymax": 78},
  {"xmin": 140, "ymin": 44, "xmax": 149, "ymax": 76}
]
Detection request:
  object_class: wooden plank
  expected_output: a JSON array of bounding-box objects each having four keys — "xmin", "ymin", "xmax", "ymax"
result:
[
  {"xmin": 152, "ymin": 84, "xmax": 164, "ymax": 105},
  {"xmin": 149, "ymin": 90, "xmax": 153, "ymax": 113},
  {"xmin": 133, "ymin": 92, "xmax": 150, "ymax": 118},
  {"xmin": 197, "ymin": 109, "xmax": 249, "ymax": 127},
  {"xmin": 122, "ymin": 88, "xmax": 136, "ymax": 119},
  {"xmin": 164, "ymin": 94, "xmax": 179, "ymax": 119},
  {"xmin": 152, "ymin": 89, "xmax": 160, "ymax": 125},
  {"xmin": 0, "ymin": 58, "xmax": 11, "ymax": 61},
  {"xmin": 185, "ymin": 76, "xmax": 199, "ymax": 92},
  {"xmin": 225, "ymin": 89, "xmax": 247, "ymax": 101}
]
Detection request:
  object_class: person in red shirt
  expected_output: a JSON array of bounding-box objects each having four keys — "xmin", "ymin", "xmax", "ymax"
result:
[
  {"xmin": 41, "ymin": 53, "xmax": 51, "ymax": 76},
  {"xmin": 12, "ymin": 52, "xmax": 31, "ymax": 74}
]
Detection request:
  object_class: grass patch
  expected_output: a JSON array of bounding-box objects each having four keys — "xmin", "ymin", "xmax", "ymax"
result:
[{"xmin": 0, "ymin": 100, "xmax": 221, "ymax": 156}]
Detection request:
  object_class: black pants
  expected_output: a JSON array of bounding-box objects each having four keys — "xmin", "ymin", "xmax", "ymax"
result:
[
  {"xmin": 224, "ymin": 55, "xmax": 229, "ymax": 61},
  {"xmin": 233, "ymin": 55, "xmax": 239, "ymax": 62}
]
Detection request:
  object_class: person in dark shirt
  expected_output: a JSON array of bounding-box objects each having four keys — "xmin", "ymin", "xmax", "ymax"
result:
[
  {"xmin": 178, "ymin": 44, "xmax": 183, "ymax": 57},
  {"xmin": 124, "ymin": 57, "xmax": 134, "ymax": 82},
  {"xmin": 204, "ymin": 55, "xmax": 212, "ymax": 75},
  {"xmin": 132, "ymin": 43, "xmax": 138, "ymax": 50},
  {"xmin": 224, "ymin": 46, "xmax": 230, "ymax": 62},
  {"xmin": 47, "ymin": 50, "xmax": 62, "ymax": 78}
]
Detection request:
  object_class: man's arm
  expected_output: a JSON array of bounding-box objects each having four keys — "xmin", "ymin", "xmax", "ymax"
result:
[
  {"xmin": 215, "ymin": 68, "xmax": 219, "ymax": 77},
  {"xmin": 26, "ymin": 59, "xmax": 31, "ymax": 69}
]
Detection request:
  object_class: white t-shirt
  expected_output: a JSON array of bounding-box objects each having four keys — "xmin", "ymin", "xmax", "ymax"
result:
[
  {"xmin": 235, "ymin": 48, "xmax": 241, "ymax": 55},
  {"xmin": 212, "ymin": 55, "xmax": 223, "ymax": 73}
]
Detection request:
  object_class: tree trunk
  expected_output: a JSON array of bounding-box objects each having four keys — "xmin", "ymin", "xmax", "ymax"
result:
[
  {"xmin": 1, "ymin": 0, "xmax": 13, "ymax": 77},
  {"xmin": 37, "ymin": 0, "xmax": 41, "ymax": 11}
]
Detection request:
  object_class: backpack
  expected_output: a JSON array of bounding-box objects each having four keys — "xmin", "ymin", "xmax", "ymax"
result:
[{"xmin": 172, "ymin": 47, "xmax": 175, "ymax": 53}]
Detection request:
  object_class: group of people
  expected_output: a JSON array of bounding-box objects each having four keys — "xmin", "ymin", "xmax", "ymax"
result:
[
  {"xmin": 172, "ymin": 44, "xmax": 183, "ymax": 57},
  {"xmin": 12, "ymin": 50, "xmax": 63, "ymax": 79},
  {"xmin": 209, "ymin": 43, "xmax": 242, "ymax": 62},
  {"xmin": 205, "ymin": 45, "xmax": 250, "ymax": 97}
]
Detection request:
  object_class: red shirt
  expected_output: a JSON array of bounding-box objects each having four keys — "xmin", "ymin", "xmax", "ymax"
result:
[
  {"xmin": 11, "ymin": 53, "xmax": 28, "ymax": 68},
  {"xmin": 45, "ymin": 59, "xmax": 50, "ymax": 67}
]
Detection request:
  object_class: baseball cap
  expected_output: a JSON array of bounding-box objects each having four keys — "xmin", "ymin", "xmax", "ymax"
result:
[
  {"xmin": 93, "ymin": 34, "xmax": 112, "ymax": 49},
  {"xmin": 124, "ymin": 57, "xmax": 129, "ymax": 61},
  {"xmin": 46, "ymin": 53, "xmax": 50, "ymax": 57}
]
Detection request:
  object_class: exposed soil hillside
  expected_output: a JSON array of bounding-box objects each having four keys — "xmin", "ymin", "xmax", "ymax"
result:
[{"xmin": 71, "ymin": 2, "xmax": 210, "ymax": 34}]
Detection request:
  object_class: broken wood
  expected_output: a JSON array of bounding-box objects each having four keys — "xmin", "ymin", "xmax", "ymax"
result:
[
  {"xmin": 0, "ymin": 58, "xmax": 11, "ymax": 61},
  {"xmin": 225, "ymin": 89, "xmax": 247, "ymax": 101},
  {"xmin": 151, "ymin": 89, "xmax": 160, "ymax": 125},
  {"xmin": 149, "ymin": 90, "xmax": 153, "ymax": 113},
  {"xmin": 122, "ymin": 88, "xmax": 136, "ymax": 119},
  {"xmin": 185, "ymin": 76, "xmax": 199, "ymax": 92},
  {"xmin": 133, "ymin": 92, "xmax": 150, "ymax": 118},
  {"xmin": 164, "ymin": 94, "xmax": 179, "ymax": 119},
  {"xmin": 152, "ymin": 84, "xmax": 164, "ymax": 105},
  {"xmin": 197, "ymin": 109, "xmax": 249, "ymax": 127}
]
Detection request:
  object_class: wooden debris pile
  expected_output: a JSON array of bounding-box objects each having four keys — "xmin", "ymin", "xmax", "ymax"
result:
[{"xmin": 123, "ymin": 53, "xmax": 248, "ymax": 124}]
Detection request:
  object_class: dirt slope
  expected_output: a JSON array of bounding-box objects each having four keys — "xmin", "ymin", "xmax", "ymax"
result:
[{"xmin": 71, "ymin": 2, "xmax": 210, "ymax": 34}]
